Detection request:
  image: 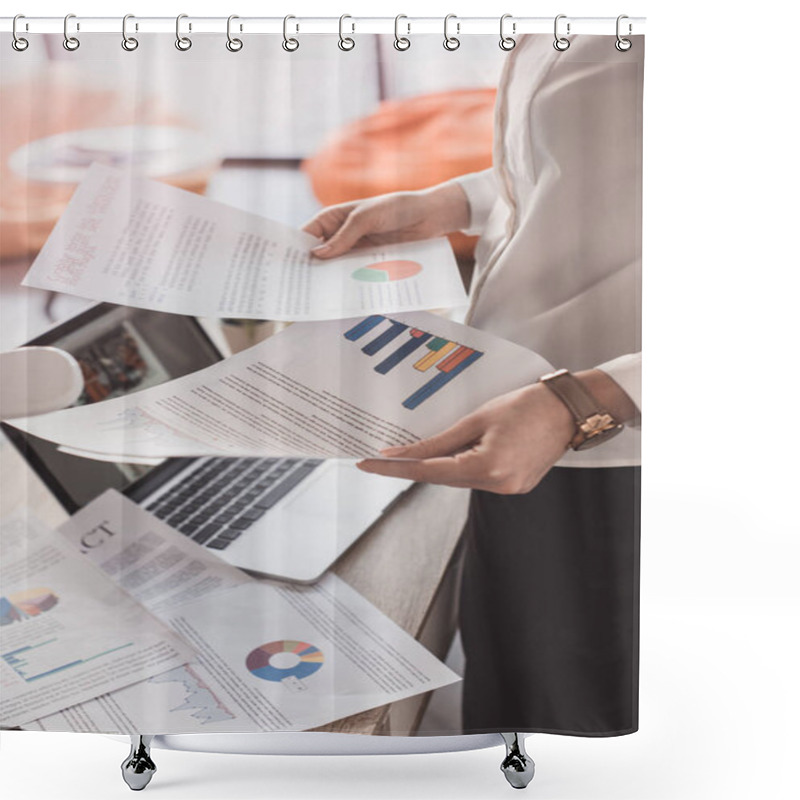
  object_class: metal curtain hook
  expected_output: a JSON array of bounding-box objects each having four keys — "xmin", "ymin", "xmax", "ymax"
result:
[
  {"xmin": 338, "ymin": 14, "xmax": 355, "ymax": 51},
  {"xmin": 615, "ymin": 14, "xmax": 632, "ymax": 51},
  {"xmin": 394, "ymin": 14, "xmax": 410, "ymax": 51},
  {"xmin": 63, "ymin": 14, "xmax": 80, "ymax": 51},
  {"xmin": 553, "ymin": 14, "xmax": 571, "ymax": 51},
  {"xmin": 122, "ymin": 14, "xmax": 139, "ymax": 51},
  {"xmin": 282, "ymin": 15, "xmax": 299, "ymax": 52},
  {"xmin": 12, "ymin": 14, "xmax": 29, "ymax": 51},
  {"xmin": 443, "ymin": 14, "xmax": 460, "ymax": 51},
  {"xmin": 226, "ymin": 15, "xmax": 243, "ymax": 51},
  {"xmin": 176, "ymin": 13, "xmax": 192, "ymax": 50},
  {"xmin": 499, "ymin": 13, "xmax": 516, "ymax": 51}
]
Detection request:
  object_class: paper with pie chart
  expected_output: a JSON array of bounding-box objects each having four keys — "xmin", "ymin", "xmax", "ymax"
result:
[
  {"xmin": 0, "ymin": 510, "xmax": 195, "ymax": 729},
  {"xmin": 163, "ymin": 576, "xmax": 461, "ymax": 732},
  {"xmin": 22, "ymin": 163, "xmax": 467, "ymax": 321},
  {"xmin": 22, "ymin": 492, "xmax": 458, "ymax": 734}
]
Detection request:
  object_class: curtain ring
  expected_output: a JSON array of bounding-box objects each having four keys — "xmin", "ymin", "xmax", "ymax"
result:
[
  {"xmin": 12, "ymin": 14, "xmax": 29, "ymax": 51},
  {"xmin": 175, "ymin": 14, "xmax": 192, "ymax": 51},
  {"xmin": 63, "ymin": 14, "xmax": 80, "ymax": 51},
  {"xmin": 443, "ymin": 14, "xmax": 460, "ymax": 51},
  {"xmin": 553, "ymin": 14, "xmax": 571, "ymax": 51},
  {"xmin": 121, "ymin": 14, "xmax": 139, "ymax": 51},
  {"xmin": 394, "ymin": 14, "xmax": 410, "ymax": 51},
  {"xmin": 338, "ymin": 14, "xmax": 355, "ymax": 51},
  {"xmin": 499, "ymin": 13, "xmax": 516, "ymax": 51},
  {"xmin": 282, "ymin": 15, "xmax": 299, "ymax": 52},
  {"xmin": 226, "ymin": 15, "xmax": 243, "ymax": 51},
  {"xmin": 615, "ymin": 14, "xmax": 632, "ymax": 51}
]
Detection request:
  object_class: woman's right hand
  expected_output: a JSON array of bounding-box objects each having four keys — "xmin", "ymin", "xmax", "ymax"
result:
[{"xmin": 302, "ymin": 182, "xmax": 470, "ymax": 259}]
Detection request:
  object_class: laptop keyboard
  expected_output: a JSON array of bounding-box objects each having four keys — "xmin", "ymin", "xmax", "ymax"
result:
[{"xmin": 144, "ymin": 457, "xmax": 322, "ymax": 550}]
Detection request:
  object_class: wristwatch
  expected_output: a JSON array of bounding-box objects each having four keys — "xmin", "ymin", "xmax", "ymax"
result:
[{"xmin": 539, "ymin": 368, "xmax": 624, "ymax": 451}]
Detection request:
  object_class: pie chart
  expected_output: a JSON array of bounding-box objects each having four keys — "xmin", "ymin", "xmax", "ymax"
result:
[
  {"xmin": 245, "ymin": 640, "xmax": 324, "ymax": 682},
  {"xmin": 352, "ymin": 260, "xmax": 423, "ymax": 283}
]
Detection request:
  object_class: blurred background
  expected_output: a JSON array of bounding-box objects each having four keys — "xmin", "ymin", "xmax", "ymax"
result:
[{"xmin": 0, "ymin": 32, "xmax": 504, "ymax": 351}]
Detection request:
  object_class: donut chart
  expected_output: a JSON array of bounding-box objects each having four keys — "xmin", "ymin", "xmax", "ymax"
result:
[
  {"xmin": 352, "ymin": 260, "xmax": 423, "ymax": 283},
  {"xmin": 245, "ymin": 640, "xmax": 324, "ymax": 682}
]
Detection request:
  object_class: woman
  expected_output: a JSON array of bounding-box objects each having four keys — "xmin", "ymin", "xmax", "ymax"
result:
[{"xmin": 304, "ymin": 34, "xmax": 642, "ymax": 736}]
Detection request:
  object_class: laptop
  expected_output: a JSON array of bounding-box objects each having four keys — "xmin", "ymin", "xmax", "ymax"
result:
[{"xmin": 1, "ymin": 303, "xmax": 412, "ymax": 584}]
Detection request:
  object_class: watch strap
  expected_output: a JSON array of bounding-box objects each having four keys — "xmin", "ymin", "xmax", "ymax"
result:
[{"xmin": 539, "ymin": 369, "xmax": 623, "ymax": 450}]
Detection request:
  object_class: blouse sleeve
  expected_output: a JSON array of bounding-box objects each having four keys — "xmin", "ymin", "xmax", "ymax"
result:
[
  {"xmin": 595, "ymin": 352, "xmax": 641, "ymax": 428},
  {"xmin": 447, "ymin": 169, "xmax": 498, "ymax": 236}
]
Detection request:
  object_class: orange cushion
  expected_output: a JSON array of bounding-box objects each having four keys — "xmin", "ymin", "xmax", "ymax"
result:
[{"xmin": 303, "ymin": 88, "xmax": 496, "ymax": 259}]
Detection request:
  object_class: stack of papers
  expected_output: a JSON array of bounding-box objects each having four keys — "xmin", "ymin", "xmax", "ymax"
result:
[
  {"xmin": 3, "ymin": 153, "xmax": 555, "ymax": 735},
  {"xmin": 0, "ymin": 506, "xmax": 193, "ymax": 728},
  {"xmin": 4, "ymin": 492, "xmax": 460, "ymax": 734}
]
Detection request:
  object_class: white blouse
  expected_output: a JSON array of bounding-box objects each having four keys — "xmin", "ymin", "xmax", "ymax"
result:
[{"xmin": 452, "ymin": 34, "xmax": 643, "ymax": 469}]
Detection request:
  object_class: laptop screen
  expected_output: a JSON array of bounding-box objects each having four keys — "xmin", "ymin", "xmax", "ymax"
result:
[{"xmin": 2, "ymin": 303, "xmax": 221, "ymax": 512}]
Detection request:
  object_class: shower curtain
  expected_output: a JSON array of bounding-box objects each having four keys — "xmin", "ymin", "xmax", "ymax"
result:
[{"xmin": 0, "ymin": 24, "xmax": 643, "ymax": 741}]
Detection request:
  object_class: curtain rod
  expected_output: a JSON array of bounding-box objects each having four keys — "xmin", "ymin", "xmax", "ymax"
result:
[{"xmin": 0, "ymin": 16, "xmax": 646, "ymax": 36}]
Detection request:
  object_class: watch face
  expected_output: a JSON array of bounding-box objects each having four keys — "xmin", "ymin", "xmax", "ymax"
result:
[{"xmin": 573, "ymin": 423, "xmax": 624, "ymax": 451}]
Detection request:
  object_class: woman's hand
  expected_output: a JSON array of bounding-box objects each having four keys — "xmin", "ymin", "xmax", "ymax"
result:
[
  {"xmin": 356, "ymin": 370, "xmax": 639, "ymax": 494},
  {"xmin": 357, "ymin": 382, "xmax": 575, "ymax": 494},
  {"xmin": 302, "ymin": 182, "xmax": 470, "ymax": 259}
]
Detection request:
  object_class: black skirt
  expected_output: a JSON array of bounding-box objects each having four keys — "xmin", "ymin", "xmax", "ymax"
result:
[{"xmin": 459, "ymin": 465, "xmax": 641, "ymax": 736}]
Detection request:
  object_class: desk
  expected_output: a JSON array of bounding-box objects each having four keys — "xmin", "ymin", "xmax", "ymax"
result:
[{"xmin": 0, "ymin": 432, "xmax": 469, "ymax": 736}]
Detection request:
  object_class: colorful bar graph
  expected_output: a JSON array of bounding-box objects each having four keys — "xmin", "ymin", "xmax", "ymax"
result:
[
  {"xmin": 361, "ymin": 320, "xmax": 408, "ymax": 355},
  {"xmin": 438, "ymin": 345, "xmax": 476, "ymax": 372},
  {"xmin": 414, "ymin": 340, "xmax": 457, "ymax": 371},
  {"xmin": 375, "ymin": 332, "xmax": 432, "ymax": 374},
  {"xmin": 344, "ymin": 315, "xmax": 385, "ymax": 341},
  {"xmin": 343, "ymin": 316, "xmax": 485, "ymax": 410},
  {"xmin": 403, "ymin": 350, "xmax": 484, "ymax": 410}
]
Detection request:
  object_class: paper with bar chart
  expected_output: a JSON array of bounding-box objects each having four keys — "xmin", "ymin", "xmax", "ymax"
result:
[
  {"xmin": 22, "ymin": 491, "xmax": 458, "ymax": 734},
  {"xmin": 21, "ymin": 163, "xmax": 466, "ymax": 321},
  {"xmin": 0, "ymin": 512, "xmax": 195, "ymax": 728},
  {"xmin": 10, "ymin": 311, "xmax": 554, "ymax": 461},
  {"xmin": 24, "ymin": 491, "xmax": 258, "ymax": 734}
]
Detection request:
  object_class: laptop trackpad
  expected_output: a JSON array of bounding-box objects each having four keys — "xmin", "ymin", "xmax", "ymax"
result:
[{"xmin": 224, "ymin": 462, "xmax": 410, "ymax": 584}]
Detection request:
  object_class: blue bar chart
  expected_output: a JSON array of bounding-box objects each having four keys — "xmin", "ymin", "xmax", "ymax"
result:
[{"xmin": 2, "ymin": 637, "xmax": 133, "ymax": 683}]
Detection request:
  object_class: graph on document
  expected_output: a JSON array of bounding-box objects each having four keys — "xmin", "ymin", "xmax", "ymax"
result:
[
  {"xmin": 1, "ymin": 588, "xmax": 59, "ymax": 626},
  {"xmin": 344, "ymin": 315, "xmax": 484, "ymax": 409},
  {"xmin": 2, "ymin": 637, "xmax": 133, "ymax": 683},
  {"xmin": 148, "ymin": 664, "xmax": 236, "ymax": 724}
]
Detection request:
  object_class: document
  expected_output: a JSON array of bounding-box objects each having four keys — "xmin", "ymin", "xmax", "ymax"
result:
[
  {"xmin": 0, "ymin": 512, "xmax": 195, "ymax": 728},
  {"xmin": 55, "ymin": 489, "xmax": 253, "ymax": 617},
  {"xmin": 21, "ymin": 163, "xmax": 467, "ymax": 321},
  {"xmin": 22, "ymin": 491, "xmax": 460, "ymax": 734},
  {"xmin": 11, "ymin": 311, "xmax": 553, "ymax": 461}
]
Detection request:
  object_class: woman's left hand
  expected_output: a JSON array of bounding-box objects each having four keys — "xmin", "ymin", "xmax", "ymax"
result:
[{"xmin": 356, "ymin": 382, "xmax": 575, "ymax": 494}]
